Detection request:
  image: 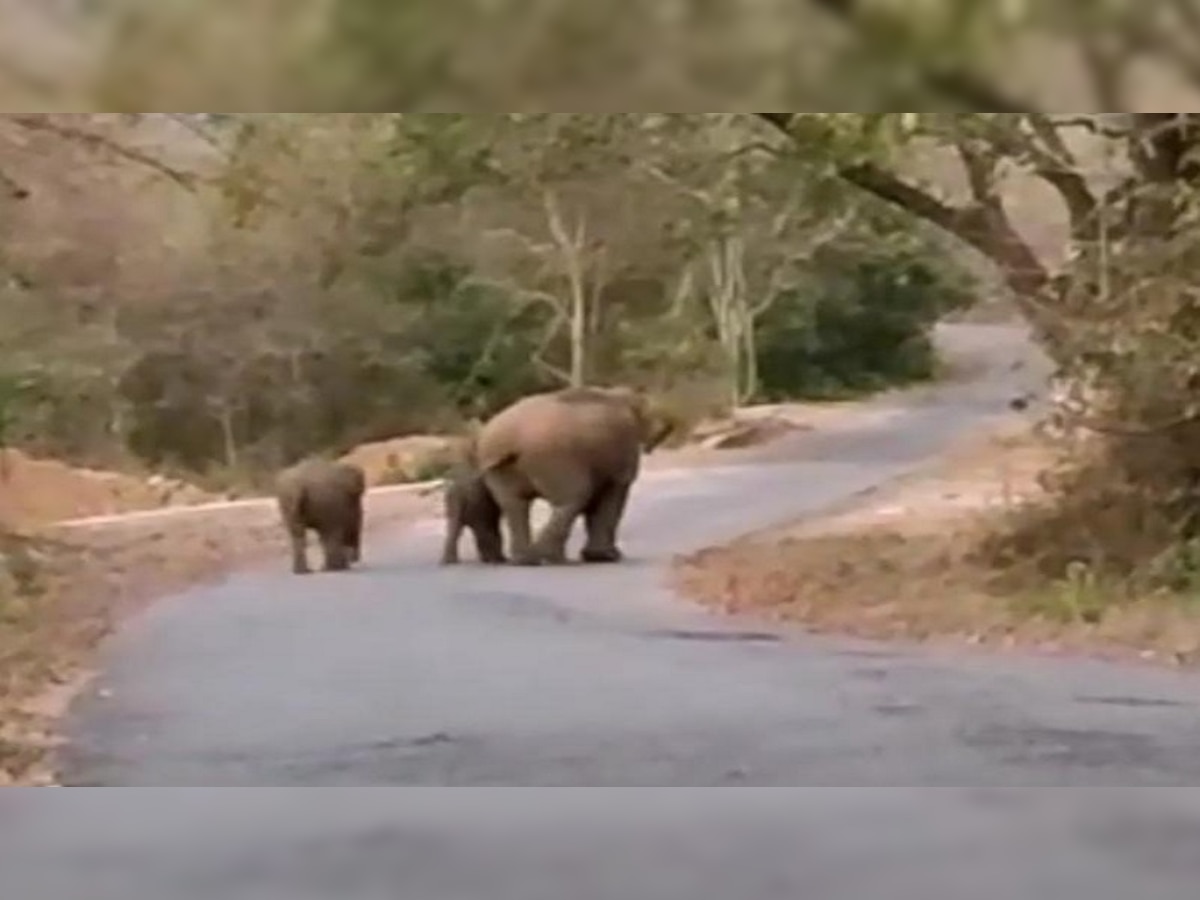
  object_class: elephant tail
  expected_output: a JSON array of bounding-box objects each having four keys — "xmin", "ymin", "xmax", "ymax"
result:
[{"xmin": 293, "ymin": 489, "xmax": 312, "ymax": 525}]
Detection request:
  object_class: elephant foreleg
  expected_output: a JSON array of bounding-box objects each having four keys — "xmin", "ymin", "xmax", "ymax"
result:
[
  {"xmin": 581, "ymin": 480, "xmax": 632, "ymax": 563},
  {"xmin": 280, "ymin": 498, "xmax": 311, "ymax": 575}
]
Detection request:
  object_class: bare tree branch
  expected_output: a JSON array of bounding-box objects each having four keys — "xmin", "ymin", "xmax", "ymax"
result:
[
  {"xmin": 4, "ymin": 114, "xmax": 202, "ymax": 190},
  {"xmin": 758, "ymin": 113, "xmax": 971, "ymax": 233},
  {"xmin": 999, "ymin": 115, "xmax": 1102, "ymax": 242},
  {"xmin": 1025, "ymin": 115, "xmax": 1078, "ymax": 166},
  {"xmin": 953, "ymin": 138, "xmax": 1002, "ymax": 210},
  {"xmin": 1130, "ymin": 113, "xmax": 1200, "ymax": 182},
  {"xmin": 1053, "ymin": 115, "xmax": 1130, "ymax": 139},
  {"xmin": 754, "ymin": 111, "xmax": 1066, "ymax": 356},
  {"xmin": 164, "ymin": 114, "xmax": 229, "ymax": 155}
]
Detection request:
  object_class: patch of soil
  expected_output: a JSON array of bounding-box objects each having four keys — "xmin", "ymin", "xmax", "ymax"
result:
[
  {"xmin": 0, "ymin": 485, "xmax": 438, "ymax": 785},
  {"xmin": 0, "ymin": 448, "xmax": 216, "ymax": 527},
  {"xmin": 339, "ymin": 435, "xmax": 460, "ymax": 486},
  {"xmin": 647, "ymin": 401, "xmax": 903, "ymax": 471},
  {"xmin": 685, "ymin": 413, "xmax": 811, "ymax": 450},
  {"xmin": 672, "ymin": 420, "xmax": 1200, "ymax": 669}
]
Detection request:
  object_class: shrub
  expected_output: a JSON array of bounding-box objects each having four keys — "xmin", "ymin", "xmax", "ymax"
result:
[{"xmin": 754, "ymin": 243, "xmax": 974, "ymax": 401}]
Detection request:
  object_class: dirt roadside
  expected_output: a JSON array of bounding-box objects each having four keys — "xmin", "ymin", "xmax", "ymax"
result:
[{"xmin": 673, "ymin": 418, "xmax": 1200, "ymax": 670}]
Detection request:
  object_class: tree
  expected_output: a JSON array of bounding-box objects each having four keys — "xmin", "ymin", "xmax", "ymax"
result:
[
  {"xmin": 631, "ymin": 115, "xmax": 867, "ymax": 405},
  {"xmin": 749, "ymin": 4, "xmax": 1200, "ymax": 583}
]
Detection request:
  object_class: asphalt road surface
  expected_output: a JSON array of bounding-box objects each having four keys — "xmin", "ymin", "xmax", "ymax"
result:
[{"xmin": 8, "ymin": 324, "xmax": 1200, "ymax": 899}]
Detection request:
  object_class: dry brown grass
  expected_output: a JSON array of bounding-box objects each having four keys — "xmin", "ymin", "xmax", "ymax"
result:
[
  {"xmin": 0, "ymin": 486, "xmax": 438, "ymax": 785},
  {"xmin": 0, "ymin": 448, "xmax": 219, "ymax": 527},
  {"xmin": 672, "ymin": 420, "xmax": 1200, "ymax": 669}
]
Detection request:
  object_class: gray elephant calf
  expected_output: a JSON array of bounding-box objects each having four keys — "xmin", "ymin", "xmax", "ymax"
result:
[
  {"xmin": 440, "ymin": 462, "xmax": 506, "ymax": 565},
  {"xmin": 275, "ymin": 458, "xmax": 366, "ymax": 575}
]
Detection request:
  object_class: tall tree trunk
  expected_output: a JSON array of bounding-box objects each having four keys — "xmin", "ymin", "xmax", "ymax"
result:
[
  {"xmin": 216, "ymin": 402, "xmax": 239, "ymax": 469},
  {"xmin": 543, "ymin": 189, "xmax": 592, "ymax": 388},
  {"xmin": 704, "ymin": 236, "xmax": 750, "ymax": 408},
  {"xmin": 568, "ymin": 271, "xmax": 587, "ymax": 388}
]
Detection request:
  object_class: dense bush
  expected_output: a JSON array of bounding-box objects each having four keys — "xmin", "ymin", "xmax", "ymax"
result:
[{"xmin": 754, "ymin": 242, "xmax": 973, "ymax": 401}]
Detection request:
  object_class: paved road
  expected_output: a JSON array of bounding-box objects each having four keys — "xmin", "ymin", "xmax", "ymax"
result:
[{"xmin": 9, "ymin": 323, "xmax": 1200, "ymax": 898}]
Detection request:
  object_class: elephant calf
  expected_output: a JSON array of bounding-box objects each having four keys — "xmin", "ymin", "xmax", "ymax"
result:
[
  {"xmin": 275, "ymin": 459, "xmax": 366, "ymax": 575},
  {"xmin": 440, "ymin": 462, "xmax": 506, "ymax": 565}
]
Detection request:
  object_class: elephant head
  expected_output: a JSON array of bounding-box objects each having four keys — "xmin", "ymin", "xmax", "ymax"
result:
[{"xmin": 577, "ymin": 386, "xmax": 676, "ymax": 453}]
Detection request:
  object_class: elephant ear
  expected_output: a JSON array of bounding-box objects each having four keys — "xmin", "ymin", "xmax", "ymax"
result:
[
  {"xmin": 622, "ymin": 389, "xmax": 676, "ymax": 452},
  {"xmin": 643, "ymin": 409, "xmax": 677, "ymax": 452}
]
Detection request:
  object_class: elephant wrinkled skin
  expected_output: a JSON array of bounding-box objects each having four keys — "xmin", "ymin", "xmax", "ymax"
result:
[
  {"xmin": 275, "ymin": 459, "xmax": 366, "ymax": 575},
  {"xmin": 440, "ymin": 461, "xmax": 506, "ymax": 566},
  {"xmin": 474, "ymin": 386, "xmax": 669, "ymax": 566}
]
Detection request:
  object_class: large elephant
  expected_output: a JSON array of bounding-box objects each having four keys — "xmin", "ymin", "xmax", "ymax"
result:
[
  {"xmin": 275, "ymin": 459, "xmax": 366, "ymax": 575},
  {"xmin": 474, "ymin": 386, "xmax": 672, "ymax": 566},
  {"xmin": 440, "ymin": 459, "xmax": 506, "ymax": 566}
]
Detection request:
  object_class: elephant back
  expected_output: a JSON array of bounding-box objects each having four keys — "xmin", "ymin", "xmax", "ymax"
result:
[
  {"xmin": 475, "ymin": 388, "xmax": 644, "ymax": 472},
  {"xmin": 275, "ymin": 458, "xmax": 365, "ymax": 511}
]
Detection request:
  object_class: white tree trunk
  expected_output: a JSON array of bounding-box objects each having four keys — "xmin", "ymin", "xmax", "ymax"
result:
[
  {"xmin": 216, "ymin": 402, "xmax": 239, "ymax": 469},
  {"xmin": 543, "ymin": 189, "xmax": 594, "ymax": 387},
  {"xmin": 704, "ymin": 235, "xmax": 751, "ymax": 408}
]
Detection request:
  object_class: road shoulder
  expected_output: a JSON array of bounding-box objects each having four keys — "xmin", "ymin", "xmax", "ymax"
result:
[{"xmin": 672, "ymin": 418, "xmax": 1200, "ymax": 670}]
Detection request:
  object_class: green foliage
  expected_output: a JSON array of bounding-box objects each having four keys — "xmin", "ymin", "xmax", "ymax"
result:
[
  {"xmin": 0, "ymin": 372, "xmax": 36, "ymax": 452},
  {"xmin": 1008, "ymin": 561, "xmax": 1114, "ymax": 626},
  {"xmin": 358, "ymin": 253, "xmax": 556, "ymax": 419},
  {"xmin": 754, "ymin": 241, "xmax": 973, "ymax": 400}
]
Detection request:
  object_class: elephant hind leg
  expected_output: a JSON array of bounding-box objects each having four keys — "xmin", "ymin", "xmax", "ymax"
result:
[
  {"xmin": 486, "ymin": 475, "xmax": 538, "ymax": 566},
  {"xmin": 441, "ymin": 532, "xmax": 461, "ymax": 565},
  {"xmin": 533, "ymin": 497, "xmax": 588, "ymax": 565},
  {"xmin": 581, "ymin": 479, "xmax": 632, "ymax": 563},
  {"xmin": 472, "ymin": 525, "xmax": 506, "ymax": 564},
  {"xmin": 280, "ymin": 499, "xmax": 311, "ymax": 575},
  {"xmin": 319, "ymin": 525, "xmax": 351, "ymax": 571},
  {"xmin": 287, "ymin": 524, "xmax": 310, "ymax": 574}
]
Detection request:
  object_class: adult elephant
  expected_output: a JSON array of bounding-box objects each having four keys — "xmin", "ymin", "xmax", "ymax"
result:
[{"xmin": 474, "ymin": 386, "xmax": 673, "ymax": 566}]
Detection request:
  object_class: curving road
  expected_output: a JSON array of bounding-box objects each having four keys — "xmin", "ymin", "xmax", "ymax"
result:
[{"xmin": 8, "ymin": 324, "xmax": 1200, "ymax": 898}]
